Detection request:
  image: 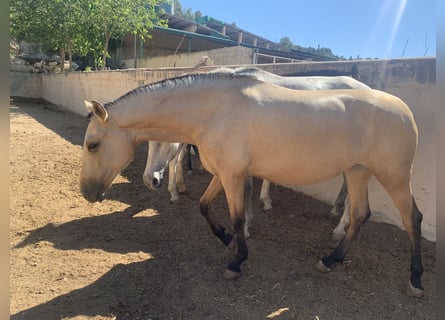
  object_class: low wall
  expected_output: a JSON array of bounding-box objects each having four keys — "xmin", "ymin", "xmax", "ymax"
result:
[
  {"xmin": 23, "ymin": 68, "xmax": 194, "ymax": 117},
  {"xmin": 121, "ymin": 46, "xmax": 254, "ymax": 69},
  {"xmin": 10, "ymin": 72, "xmax": 42, "ymax": 99},
  {"xmin": 9, "ymin": 57, "xmax": 436, "ymax": 241}
]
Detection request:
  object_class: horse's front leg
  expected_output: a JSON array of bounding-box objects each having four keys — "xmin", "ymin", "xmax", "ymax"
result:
[
  {"xmin": 221, "ymin": 176, "xmax": 248, "ymax": 280},
  {"xmin": 243, "ymin": 177, "xmax": 254, "ymax": 239},
  {"xmin": 199, "ymin": 176, "xmax": 233, "ymax": 246},
  {"xmin": 167, "ymin": 159, "xmax": 180, "ymax": 203},
  {"xmin": 175, "ymin": 145, "xmax": 187, "ymax": 194}
]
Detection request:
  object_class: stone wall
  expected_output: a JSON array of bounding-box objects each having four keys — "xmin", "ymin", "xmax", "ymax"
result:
[{"xmin": 9, "ymin": 57, "xmax": 436, "ymax": 241}]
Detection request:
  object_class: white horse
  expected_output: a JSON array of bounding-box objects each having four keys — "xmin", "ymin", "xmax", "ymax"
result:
[
  {"xmin": 146, "ymin": 141, "xmax": 187, "ymax": 203},
  {"xmin": 143, "ymin": 67, "xmax": 370, "ymax": 239},
  {"xmin": 80, "ymin": 71, "xmax": 424, "ymax": 297}
]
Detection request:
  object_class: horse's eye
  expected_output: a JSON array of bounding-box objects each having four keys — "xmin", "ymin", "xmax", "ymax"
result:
[{"xmin": 87, "ymin": 142, "xmax": 99, "ymax": 152}]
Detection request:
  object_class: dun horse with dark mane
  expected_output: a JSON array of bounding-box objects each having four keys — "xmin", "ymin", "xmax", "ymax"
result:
[
  {"xmin": 80, "ymin": 71, "xmax": 424, "ymax": 297},
  {"xmin": 143, "ymin": 67, "xmax": 371, "ymax": 239}
]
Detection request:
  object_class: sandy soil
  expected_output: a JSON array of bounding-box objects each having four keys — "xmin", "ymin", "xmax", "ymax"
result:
[{"xmin": 10, "ymin": 98, "xmax": 436, "ymax": 320}]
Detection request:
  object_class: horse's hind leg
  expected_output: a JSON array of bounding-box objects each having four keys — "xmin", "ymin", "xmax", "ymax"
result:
[
  {"xmin": 199, "ymin": 176, "xmax": 233, "ymax": 246},
  {"xmin": 260, "ymin": 179, "xmax": 273, "ymax": 211},
  {"xmin": 331, "ymin": 195, "xmax": 349, "ymax": 242},
  {"xmin": 186, "ymin": 144, "xmax": 202, "ymax": 171},
  {"xmin": 374, "ymin": 173, "xmax": 424, "ymax": 297},
  {"xmin": 317, "ymin": 165, "xmax": 371, "ymax": 271},
  {"xmin": 330, "ymin": 174, "xmax": 348, "ymax": 216},
  {"xmin": 244, "ymin": 177, "xmax": 254, "ymax": 239},
  {"xmin": 186, "ymin": 144, "xmax": 193, "ymax": 171}
]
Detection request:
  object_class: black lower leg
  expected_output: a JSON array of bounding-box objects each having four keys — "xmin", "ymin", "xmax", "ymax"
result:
[
  {"xmin": 323, "ymin": 209, "xmax": 370, "ymax": 268},
  {"xmin": 227, "ymin": 218, "xmax": 248, "ymax": 273},
  {"xmin": 214, "ymin": 226, "xmax": 233, "ymax": 246},
  {"xmin": 410, "ymin": 199, "xmax": 424, "ymax": 289},
  {"xmin": 227, "ymin": 241, "xmax": 248, "ymax": 273},
  {"xmin": 322, "ymin": 241, "xmax": 347, "ymax": 268},
  {"xmin": 186, "ymin": 144, "xmax": 193, "ymax": 170},
  {"xmin": 200, "ymin": 203, "xmax": 233, "ymax": 246}
]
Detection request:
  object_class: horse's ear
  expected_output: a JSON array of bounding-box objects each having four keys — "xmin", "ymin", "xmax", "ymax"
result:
[{"xmin": 84, "ymin": 100, "xmax": 108, "ymax": 122}]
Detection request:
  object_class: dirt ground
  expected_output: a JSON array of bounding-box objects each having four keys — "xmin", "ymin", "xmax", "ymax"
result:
[{"xmin": 10, "ymin": 98, "xmax": 436, "ymax": 320}]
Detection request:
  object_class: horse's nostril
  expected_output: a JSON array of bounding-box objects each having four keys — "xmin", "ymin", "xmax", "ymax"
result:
[{"xmin": 152, "ymin": 177, "xmax": 162, "ymax": 188}]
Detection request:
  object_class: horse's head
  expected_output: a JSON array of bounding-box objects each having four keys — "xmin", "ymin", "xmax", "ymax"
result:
[
  {"xmin": 80, "ymin": 100, "xmax": 134, "ymax": 203},
  {"xmin": 143, "ymin": 141, "xmax": 182, "ymax": 189}
]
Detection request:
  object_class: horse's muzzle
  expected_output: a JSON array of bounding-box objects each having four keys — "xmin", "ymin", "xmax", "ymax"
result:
[
  {"xmin": 151, "ymin": 177, "xmax": 162, "ymax": 188},
  {"xmin": 80, "ymin": 182, "xmax": 106, "ymax": 203},
  {"xmin": 144, "ymin": 169, "xmax": 164, "ymax": 189}
]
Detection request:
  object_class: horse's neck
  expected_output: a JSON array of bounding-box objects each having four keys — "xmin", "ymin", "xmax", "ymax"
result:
[{"xmin": 109, "ymin": 89, "xmax": 212, "ymax": 145}]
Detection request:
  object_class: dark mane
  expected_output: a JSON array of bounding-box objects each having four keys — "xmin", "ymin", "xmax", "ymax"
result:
[{"xmin": 105, "ymin": 71, "xmax": 257, "ymax": 108}]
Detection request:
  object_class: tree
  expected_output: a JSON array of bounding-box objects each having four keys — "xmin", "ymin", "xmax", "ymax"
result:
[
  {"xmin": 279, "ymin": 36, "xmax": 342, "ymax": 60},
  {"xmin": 84, "ymin": 0, "xmax": 168, "ymax": 70},
  {"xmin": 173, "ymin": 0, "xmax": 184, "ymax": 15},
  {"xmin": 10, "ymin": 0, "xmax": 102, "ymax": 72},
  {"xmin": 173, "ymin": 0, "xmax": 198, "ymax": 21},
  {"xmin": 194, "ymin": 10, "xmax": 202, "ymax": 19},
  {"xmin": 10, "ymin": 0, "xmax": 169, "ymax": 71},
  {"xmin": 279, "ymin": 37, "xmax": 293, "ymax": 52}
]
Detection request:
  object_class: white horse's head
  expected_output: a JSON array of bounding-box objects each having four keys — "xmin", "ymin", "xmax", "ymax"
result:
[
  {"xmin": 143, "ymin": 141, "xmax": 183, "ymax": 189},
  {"xmin": 80, "ymin": 100, "xmax": 134, "ymax": 203}
]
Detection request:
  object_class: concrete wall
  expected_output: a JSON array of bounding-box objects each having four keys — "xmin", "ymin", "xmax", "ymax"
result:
[
  {"xmin": 121, "ymin": 46, "xmax": 254, "ymax": 69},
  {"xmin": 9, "ymin": 57, "xmax": 436, "ymax": 241},
  {"xmin": 10, "ymin": 72, "xmax": 42, "ymax": 99},
  {"xmin": 23, "ymin": 68, "xmax": 196, "ymax": 117}
]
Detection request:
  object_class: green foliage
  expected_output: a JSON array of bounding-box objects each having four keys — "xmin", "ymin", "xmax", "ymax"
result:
[
  {"xmin": 11, "ymin": 1, "xmax": 88, "ymax": 56},
  {"xmin": 280, "ymin": 37, "xmax": 343, "ymax": 60},
  {"xmin": 87, "ymin": 0, "xmax": 168, "ymax": 69},
  {"xmin": 279, "ymin": 37, "xmax": 293, "ymax": 52},
  {"xmin": 173, "ymin": 0, "xmax": 200, "ymax": 21},
  {"xmin": 10, "ymin": 0, "xmax": 169, "ymax": 70}
]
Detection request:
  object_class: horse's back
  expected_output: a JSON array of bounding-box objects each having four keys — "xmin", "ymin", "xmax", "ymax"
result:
[
  {"xmin": 237, "ymin": 85, "xmax": 418, "ymax": 185},
  {"xmin": 233, "ymin": 67, "xmax": 369, "ymax": 90}
]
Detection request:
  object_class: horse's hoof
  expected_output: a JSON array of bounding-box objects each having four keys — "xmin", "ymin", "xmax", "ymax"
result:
[
  {"xmin": 407, "ymin": 281, "xmax": 424, "ymax": 298},
  {"xmin": 223, "ymin": 269, "xmax": 242, "ymax": 280},
  {"xmin": 330, "ymin": 207, "xmax": 341, "ymax": 216},
  {"xmin": 315, "ymin": 260, "xmax": 331, "ymax": 273},
  {"xmin": 170, "ymin": 198, "xmax": 180, "ymax": 204},
  {"xmin": 262, "ymin": 202, "xmax": 273, "ymax": 212}
]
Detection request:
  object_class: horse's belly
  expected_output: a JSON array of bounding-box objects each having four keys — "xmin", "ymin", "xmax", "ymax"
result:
[
  {"xmin": 251, "ymin": 158, "xmax": 346, "ymax": 186},
  {"xmin": 247, "ymin": 136, "xmax": 354, "ymax": 186}
]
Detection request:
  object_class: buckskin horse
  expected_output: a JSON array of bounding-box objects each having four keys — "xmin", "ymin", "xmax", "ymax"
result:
[
  {"xmin": 143, "ymin": 67, "xmax": 370, "ymax": 239},
  {"xmin": 80, "ymin": 70, "xmax": 424, "ymax": 297}
]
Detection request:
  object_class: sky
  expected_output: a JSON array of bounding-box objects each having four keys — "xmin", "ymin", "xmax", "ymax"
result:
[{"xmin": 178, "ymin": 0, "xmax": 436, "ymax": 59}]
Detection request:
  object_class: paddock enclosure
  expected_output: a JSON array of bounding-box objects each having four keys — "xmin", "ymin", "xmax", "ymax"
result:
[
  {"xmin": 10, "ymin": 98, "xmax": 436, "ymax": 319},
  {"xmin": 10, "ymin": 58, "xmax": 437, "ymax": 242}
]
